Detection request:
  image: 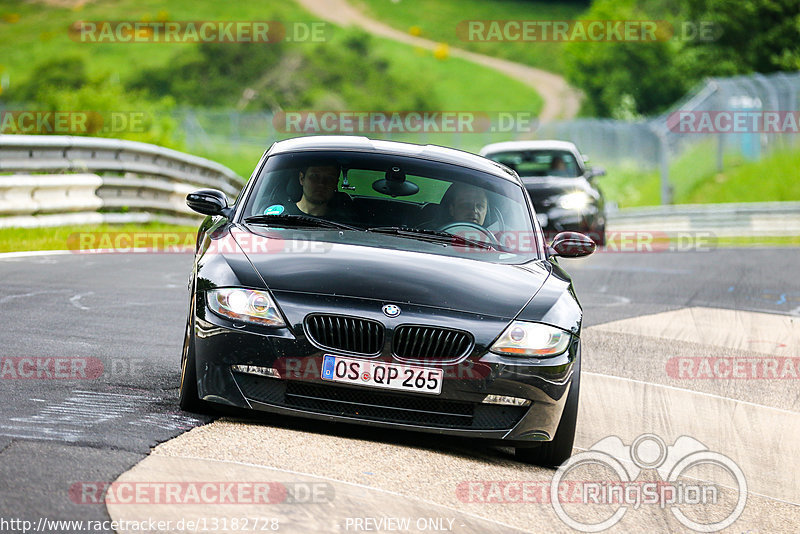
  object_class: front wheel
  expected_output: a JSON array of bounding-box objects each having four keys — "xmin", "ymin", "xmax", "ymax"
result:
[
  {"xmin": 179, "ymin": 317, "xmax": 212, "ymax": 414},
  {"xmin": 516, "ymin": 355, "xmax": 581, "ymax": 467},
  {"xmin": 592, "ymin": 225, "xmax": 606, "ymax": 247}
]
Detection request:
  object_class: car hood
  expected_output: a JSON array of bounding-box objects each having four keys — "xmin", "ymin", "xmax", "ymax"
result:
[
  {"xmin": 231, "ymin": 227, "xmax": 550, "ymax": 319},
  {"xmin": 521, "ymin": 176, "xmax": 593, "ymax": 196}
]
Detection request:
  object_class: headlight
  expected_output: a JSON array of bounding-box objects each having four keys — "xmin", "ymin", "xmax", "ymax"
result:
[
  {"xmin": 558, "ymin": 192, "xmax": 592, "ymax": 210},
  {"xmin": 490, "ymin": 321, "xmax": 571, "ymax": 357},
  {"xmin": 206, "ymin": 288, "xmax": 286, "ymax": 327}
]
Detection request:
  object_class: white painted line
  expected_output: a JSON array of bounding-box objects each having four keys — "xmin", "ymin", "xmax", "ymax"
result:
[
  {"xmin": 69, "ymin": 292, "xmax": 93, "ymax": 311},
  {"xmin": 571, "ymin": 444, "xmax": 800, "ymax": 507},
  {"xmin": 579, "ymin": 372, "xmax": 800, "ymax": 503},
  {"xmin": 129, "ymin": 453, "xmax": 525, "ymax": 532},
  {"xmin": 589, "ymin": 306, "xmax": 800, "ymax": 355},
  {"xmin": 0, "ymin": 250, "xmax": 73, "ymax": 259},
  {"xmin": 0, "ymin": 289, "xmax": 72, "ymax": 304},
  {"xmin": 583, "ymin": 371, "xmax": 799, "ymax": 416}
]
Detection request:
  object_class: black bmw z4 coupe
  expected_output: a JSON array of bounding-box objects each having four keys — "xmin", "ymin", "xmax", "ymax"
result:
[
  {"xmin": 480, "ymin": 140, "xmax": 607, "ymax": 246},
  {"xmin": 180, "ymin": 136, "xmax": 595, "ymax": 466}
]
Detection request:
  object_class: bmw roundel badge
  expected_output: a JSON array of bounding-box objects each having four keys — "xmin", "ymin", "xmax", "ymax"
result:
[{"xmin": 382, "ymin": 304, "xmax": 401, "ymax": 317}]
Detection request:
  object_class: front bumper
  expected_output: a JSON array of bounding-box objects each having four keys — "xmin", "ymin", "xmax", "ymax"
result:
[
  {"xmin": 192, "ymin": 292, "xmax": 580, "ymax": 446},
  {"xmin": 540, "ymin": 206, "xmax": 604, "ymax": 240}
]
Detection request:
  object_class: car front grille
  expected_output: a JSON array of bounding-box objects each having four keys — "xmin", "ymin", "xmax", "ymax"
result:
[
  {"xmin": 392, "ymin": 325, "xmax": 473, "ymax": 362},
  {"xmin": 286, "ymin": 382, "xmax": 473, "ymax": 427},
  {"xmin": 305, "ymin": 314, "xmax": 384, "ymax": 355},
  {"xmin": 233, "ymin": 373, "xmax": 527, "ymax": 431}
]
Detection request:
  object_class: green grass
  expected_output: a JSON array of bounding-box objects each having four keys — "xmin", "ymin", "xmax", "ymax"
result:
[
  {"xmin": 597, "ymin": 141, "xmax": 727, "ymax": 208},
  {"xmin": 0, "ymin": 223, "xmax": 198, "ymax": 253},
  {"xmin": 0, "ymin": 0, "xmax": 542, "ymax": 114},
  {"xmin": 683, "ymin": 147, "xmax": 800, "ymax": 204},
  {"xmin": 368, "ymin": 37, "xmax": 542, "ymax": 113},
  {"xmin": 1, "ymin": 0, "xmax": 544, "ymax": 177},
  {"xmin": 0, "ymin": 0, "xmax": 314, "ymax": 87},
  {"xmin": 183, "ymin": 27, "xmax": 547, "ymax": 177},
  {"xmin": 595, "ymin": 141, "xmax": 800, "ymax": 208},
  {"xmin": 353, "ymin": 0, "xmax": 588, "ymax": 74},
  {"xmin": 714, "ymin": 235, "xmax": 800, "ymax": 247},
  {"xmin": 195, "ymin": 143, "xmax": 265, "ymax": 180}
]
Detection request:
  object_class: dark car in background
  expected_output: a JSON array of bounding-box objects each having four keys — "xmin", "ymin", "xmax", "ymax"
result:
[
  {"xmin": 480, "ymin": 140, "xmax": 607, "ymax": 246},
  {"xmin": 180, "ymin": 136, "xmax": 596, "ymax": 466}
]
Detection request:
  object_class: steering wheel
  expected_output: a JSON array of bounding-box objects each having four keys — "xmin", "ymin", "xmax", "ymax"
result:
[{"xmin": 438, "ymin": 221, "xmax": 500, "ymax": 247}]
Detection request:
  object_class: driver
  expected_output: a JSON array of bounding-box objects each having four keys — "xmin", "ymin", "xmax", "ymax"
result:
[
  {"xmin": 446, "ymin": 183, "xmax": 488, "ymax": 226},
  {"xmin": 284, "ymin": 163, "xmax": 342, "ymax": 217},
  {"xmin": 550, "ymin": 155, "xmax": 568, "ymax": 175}
]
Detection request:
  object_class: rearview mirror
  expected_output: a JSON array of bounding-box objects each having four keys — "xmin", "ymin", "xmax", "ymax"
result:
[
  {"xmin": 372, "ymin": 166, "xmax": 419, "ymax": 197},
  {"xmin": 186, "ymin": 189, "xmax": 230, "ymax": 217},
  {"xmin": 549, "ymin": 231, "xmax": 596, "ymax": 258}
]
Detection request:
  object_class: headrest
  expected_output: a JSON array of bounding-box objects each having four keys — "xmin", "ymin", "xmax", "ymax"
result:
[{"xmin": 286, "ymin": 173, "xmax": 302, "ymax": 202}]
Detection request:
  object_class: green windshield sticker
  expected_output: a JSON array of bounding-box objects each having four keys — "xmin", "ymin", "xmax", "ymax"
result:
[{"xmin": 264, "ymin": 204, "xmax": 285, "ymax": 215}]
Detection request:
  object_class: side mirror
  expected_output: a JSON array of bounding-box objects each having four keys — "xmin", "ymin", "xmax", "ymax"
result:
[
  {"xmin": 587, "ymin": 166, "xmax": 606, "ymax": 179},
  {"xmin": 187, "ymin": 189, "xmax": 230, "ymax": 217},
  {"xmin": 549, "ymin": 231, "xmax": 596, "ymax": 258}
]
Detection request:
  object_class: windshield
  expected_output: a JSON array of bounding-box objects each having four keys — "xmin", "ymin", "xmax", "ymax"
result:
[
  {"xmin": 238, "ymin": 150, "xmax": 542, "ymax": 262},
  {"xmin": 484, "ymin": 150, "xmax": 582, "ymax": 178}
]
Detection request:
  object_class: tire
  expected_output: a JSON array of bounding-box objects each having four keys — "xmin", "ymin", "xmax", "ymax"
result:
[
  {"xmin": 516, "ymin": 354, "xmax": 581, "ymax": 467},
  {"xmin": 594, "ymin": 225, "xmax": 606, "ymax": 247},
  {"xmin": 179, "ymin": 315, "xmax": 212, "ymax": 414}
]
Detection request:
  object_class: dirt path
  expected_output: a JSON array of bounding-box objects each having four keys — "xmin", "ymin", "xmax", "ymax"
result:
[{"xmin": 295, "ymin": 0, "xmax": 581, "ymax": 121}]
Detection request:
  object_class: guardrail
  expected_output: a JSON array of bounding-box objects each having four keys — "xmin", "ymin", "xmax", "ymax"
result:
[
  {"xmin": 607, "ymin": 201, "xmax": 800, "ymax": 237},
  {"xmin": 0, "ymin": 135, "xmax": 244, "ymax": 228},
  {"xmin": 2, "ymin": 135, "xmax": 797, "ymax": 237}
]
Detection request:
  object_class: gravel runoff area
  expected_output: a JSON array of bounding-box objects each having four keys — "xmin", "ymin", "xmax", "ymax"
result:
[{"xmin": 109, "ymin": 307, "xmax": 800, "ymax": 533}]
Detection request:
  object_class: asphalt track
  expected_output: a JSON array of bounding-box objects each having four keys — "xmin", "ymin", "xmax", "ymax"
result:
[{"xmin": 0, "ymin": 247, "xmax": 798, "ymax": 533}]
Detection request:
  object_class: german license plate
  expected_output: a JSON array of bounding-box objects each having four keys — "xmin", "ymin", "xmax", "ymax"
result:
[{"xmin": 321, "ymin": 355, "xmax": 443, "ymax": 395}]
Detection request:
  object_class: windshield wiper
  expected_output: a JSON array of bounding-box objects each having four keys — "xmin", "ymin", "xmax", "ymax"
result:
[
  {"xmin": 244, "ymin": 214, "xmax": 362, "ymax": 231},
  {"xmin": 367, "ymin": 226, "xmax": 498, "ymax": 251}
]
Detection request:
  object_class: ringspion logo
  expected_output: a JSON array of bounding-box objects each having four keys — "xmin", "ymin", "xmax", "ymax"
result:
[{"xmin": 551, "ymin": 434, "xmax": 747, "ymax": 532}]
